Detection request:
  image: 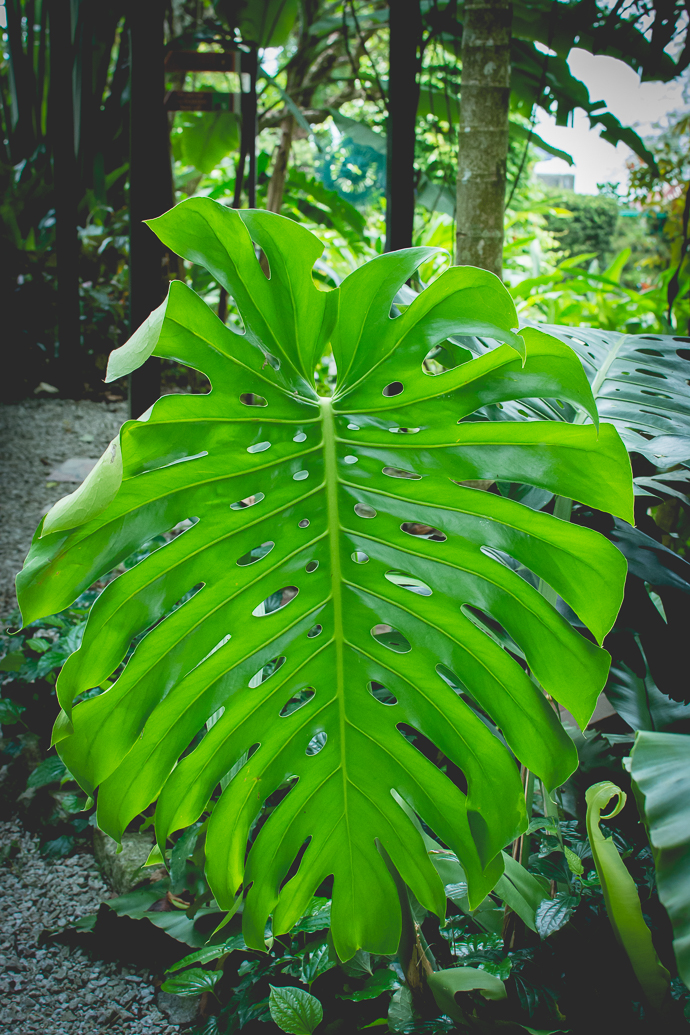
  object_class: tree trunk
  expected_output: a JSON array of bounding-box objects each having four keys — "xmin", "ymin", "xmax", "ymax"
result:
[
  {"xmin": 266, "ymin": 114, "xmax": 294, "ymax": 213},
  {"xmin": 456, "ymin": 0, "xmax": 512, "ymax": 277},
  {"xmin": 385, "ymin": 0, "xmax": 421, "ymax": 252}
]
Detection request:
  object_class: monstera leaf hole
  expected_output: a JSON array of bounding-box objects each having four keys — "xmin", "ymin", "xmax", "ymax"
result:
[
  {"xmin": 240, "ymin": 393, "xmax": 267, "ymax": 407},
  {"xmin": 306, "ymin": 624, "xmax": 322, "ymax": 638},
  {"xmin": 247, "ymin": 441, "xmax": 271, "ymax": 454},
  {"xmin": 369, "ymin": 682, "xmax": 398, "ymax": 706},
  {"xmin": 280, "ymin": 688, "xmax": 316, "ymax": 717},
  {"xmin": 305, "ymin": 561, "xmax": 319, "ymax": 573},
  {"xmin": 231, "ymin": 492, "xmax": 265, "ymax": 510},
  {"xmin": 249, "ymin": 656, "xmax": 287, "ymax": 688},
  {"xmin": 385, "ymin": 571, "xmax": 433, "ymax": 597},
  {"xmin": 383, "ymin": 466, "xmax": 421, "ymax": 480},
  {"xmin": 401, "ymin": 521, "xmax": 447, "ymax": 542},
  {"xmin": 253, "ymin": 587, "xmax": 299, "ymax": 617},
  {"xmin": 306, "ymin": 731, "xmax": 328, "ymax": 756},
  {"xmin": 237, "ymin": 542, "xmax": 275, "ymax": 567},
  {"xmin": 371, "ymin": 625, "xmax": 412, "ymax": 653},
  {"xmin": 383, "ymin": 381, "xmax": 404, "ymax": 397},
  {"xmin": 354, "ymin": 503, "xmax": 376, "ymax": 518},
  {"xmin": 351, "ymin": 551, "xmax": 369, "ymax": 564},
  {"xmin": 298, "ymin": 518, "xmax": 310, "ymax": 528}
]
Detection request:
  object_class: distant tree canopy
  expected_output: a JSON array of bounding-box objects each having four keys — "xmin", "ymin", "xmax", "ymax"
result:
[{"xmin": 546, "ymin": 192, "xmax": 621, "ymax": 259}]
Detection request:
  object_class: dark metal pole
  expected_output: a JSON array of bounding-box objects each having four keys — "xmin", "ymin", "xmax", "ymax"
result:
[
  {"xmin": 242, "ymin": 46, "xmax": 258, "ymax": 208},
  {"xmin": 48, "ymin": 0, "xmax": 81, "ymax": 393},
  {"xmin": 385, "ymin": 0, "xmax": 421, "ymax": 252},
  {"xmin": 128, "ymin": 0, "xmax": 167, "ymax": 418}
]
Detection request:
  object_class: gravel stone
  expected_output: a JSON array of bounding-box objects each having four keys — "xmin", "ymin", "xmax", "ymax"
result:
[
  {"xmin": 0, "ymin": 821, "xmax": 185, "ymax": 1034},
  {"xmin": 0, "ymin": 399, "xmax": 127, "ymax": 615}
]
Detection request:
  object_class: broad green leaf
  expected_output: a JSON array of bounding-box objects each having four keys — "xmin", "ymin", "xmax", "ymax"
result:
[
  {"xmin": 0, "ymin": 651, "xmax": 25, "ymax": 672},
  {"xmin": 216, "ymin": 0, "xmax": 299, "ymax": 47},
  {"xmin": 519, "ymin": 325, "xmax": 690, "ymax": 465},
  {"xmin": 428, "ymin": 966, "xmax": 507, "ymax": 1023},
  {"xmin": 269, "ymin": 985, "xmax": 323, "ymax": 1034},
  {"xmin": 387, "ymin": 986, "xmax": 415, "ymax": 1033},
  {"xmin": 16, "ymin": 200, "xmax": 632, "ymax": 961},
  {"xmin": 630, "ymin": 732, "xmax": 690, "ymax": 989},
  {"xmin": 495, "ymin": 852, "xmax": 550, "ymax": 933},
  {"xmin": 338, "ymin": 967, "xmax": 399, "ymax": 1001},
  {"xmin": 161, "ymin": 966, "xmax": 221, "ymax": 997},
  {"xmin": 563, "ymin": 846, "xmax": 584, "ymax": 877},
  {"xmin": 25, "ymin": 636, "xmax": 50, "ymax": 653},
  {"xmin": 166, "ymin": 933, "xmax": 245, "ymax": 973},
  {"xmin": 42, "ymin": 436, "xmax": 123, "ymax": 535},
  {"xmin": 0, "ymin": 697, "xmax": 25, "ymax": 723},
  {"xmin": 585, "ymin": 781, "xmax": 670, "ymax": 1011},
  {"xmin": 339, "ymin": 948, "xmax": 373, "ymax": 978},
  {"xmin": 26, "ymin": 755, "xmax": 68, "ymax": 789},
  {"xmin": 534, "ymin": 892, "xmax": 579, "ymax": 938},
  {"xmin": 175, "ymin": 112, "xmax": 240, "ymax": 175}
]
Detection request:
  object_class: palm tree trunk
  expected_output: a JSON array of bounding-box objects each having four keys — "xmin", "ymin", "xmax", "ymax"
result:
[{"xmin": 455, "ymin": 0, "xmax": 512, "ymax": 277}]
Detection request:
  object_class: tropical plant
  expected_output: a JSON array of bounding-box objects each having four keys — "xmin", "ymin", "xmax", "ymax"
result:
[
  {"xmin": 16, "ymin": 199, "xmax": 634, "ymax": 961},
  {"xmin": 630, "ymin": 732, "xmax": 690, "ymax": 990},
  {"xmin": 510, "ymin": 252, "xmax": 690, "ymax": 337},
  {"xmin": 585, "ymin": 780, "xmax": 671, "ymax": 1014}
]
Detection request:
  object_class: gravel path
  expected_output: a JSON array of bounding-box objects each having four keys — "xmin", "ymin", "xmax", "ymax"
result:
[
  {"xmin": 0, "ymin": 822, "xmax": 187, "ymax": 1034},
  {"xmin": 0, "ymin": 400, "xmax": 127, "ymax": 617}
]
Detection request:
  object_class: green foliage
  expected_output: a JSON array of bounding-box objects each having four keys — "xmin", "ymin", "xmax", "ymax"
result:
[
  {"xmin": 484, "ymin": 322, "xmax": 690, "ymax": 465},
  {"xmin": 172, "ymin": 112, "xmax": 240, "ymax": 175},
  {"xmin": 215, "ymin": 0, "xmax": 299, "ymax": 47},
  {"xmin": 162, "ymin": 966, "xmax": 222, "ymax": 996},
  {"xmin": 544, "ymin": 192, "xmax": 620, "ymax": 261},
  {"xmin": 585, "ymin": 781, "xmax": 671, "ymax": 1013},
  {"xmin": 630, "ymin": 732, "xmax": 690, "ymax": 989},
  {"xmin": 269, "ymin": 984, "xmax": 323, "ymax": 1034},
  {"xmin": 16, "ymin": 200, "xmax": 633, "ymax": 960}
]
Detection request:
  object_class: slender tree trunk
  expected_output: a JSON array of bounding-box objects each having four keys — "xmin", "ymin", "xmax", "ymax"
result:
[
  {"xmin": 385, "ymin": 0, "xmax": 421, "ymax": 252},
  {"xmin": 266, "ymin": 114, "xmax": 294, "ymax": 213},
  {"xmin": 455, "ymin": 0, "xmax": 512, "ymax": 276}
]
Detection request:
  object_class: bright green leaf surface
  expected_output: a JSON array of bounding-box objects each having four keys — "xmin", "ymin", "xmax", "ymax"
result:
[
  {"xmin": 269, "ymin": 985, "xmax": 323, "ymax": 1034},
  {"xmin": 16, "ymin": 200, "xmax": 632, "ymax": 960},
  {"xmin": 161, "ymin": 966, "xmax": 221, "ymax": 997},
  {"xmin": 630, "ymin": 732, "xmax": 690, "ymax": 989},
  {"xmin": 428, "ymin": 966, "xmax": 507, "ymax": 1023}
]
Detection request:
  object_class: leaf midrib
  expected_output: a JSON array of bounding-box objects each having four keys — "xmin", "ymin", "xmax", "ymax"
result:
[{"xmin": 320, "ymin": 397, "xmax": 354, "ymax": 886}]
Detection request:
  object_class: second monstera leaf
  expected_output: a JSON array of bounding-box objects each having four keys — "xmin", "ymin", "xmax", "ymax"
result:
[{"xmin": 17, "ymin": 199, "xmax": 633, "ymax": 960}]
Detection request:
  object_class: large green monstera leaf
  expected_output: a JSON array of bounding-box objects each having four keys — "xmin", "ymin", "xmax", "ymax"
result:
[{"xmin": 17, "ymin": 199, "xmax": 633, "ymax": 960}]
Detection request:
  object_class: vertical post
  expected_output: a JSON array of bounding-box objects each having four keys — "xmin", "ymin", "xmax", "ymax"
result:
[
  {"xmin": 455, "ymin": 0, "xmax": 512, "ymax": 277},
  {"xmin": 48, "ymin": 0, "xmax": 81, "ymax": 393},
  {"xmin": 128, "ymin": 0, "xmax": 166, "ymax": 418},
  {"xmin": 242, "ymin": 47, "xmax": 258, "ymax": 208},
  {"xmin": 385, "ymin": 0, "xmax": 421, "ymax": 252}
]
